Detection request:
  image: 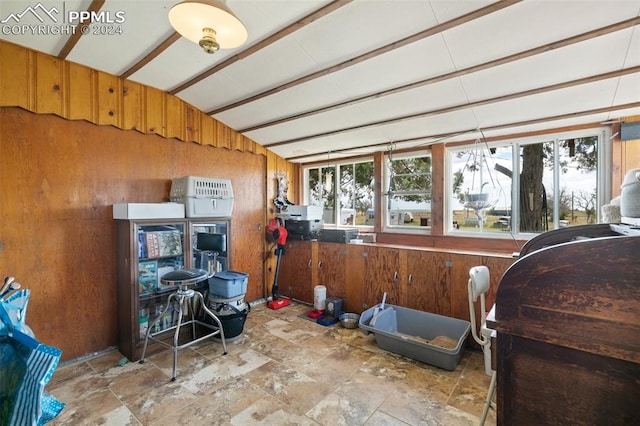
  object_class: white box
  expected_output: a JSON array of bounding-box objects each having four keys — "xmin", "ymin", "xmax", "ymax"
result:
[
  {"xmin": 282, "ymin": 205, "xmax": 323, "ymax": 220},
  {"xmin": 112, "ymin": 203, "xmax": 185, "ymax": 219},
  {"xmin": 171, "ymin": 196, "xmax": 233, "ymax": 218}
]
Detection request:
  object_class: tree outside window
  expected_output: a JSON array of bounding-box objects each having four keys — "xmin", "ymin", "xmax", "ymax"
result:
[
  {"xmin": 385, "ymin": 154, "xmax": 432, "ymax": 227},
  {"xmin": 305, "ymin": 161, "xmax": 374, "ymax": 225},
  {"xmin": 449, "ymin": 134, "xmax": 600, "ymax": 235}
]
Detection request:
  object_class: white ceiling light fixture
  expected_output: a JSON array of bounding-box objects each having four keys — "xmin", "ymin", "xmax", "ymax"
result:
[{"xmin": 168, "ymin": 0, "xmax": 247, "ymax": 54}]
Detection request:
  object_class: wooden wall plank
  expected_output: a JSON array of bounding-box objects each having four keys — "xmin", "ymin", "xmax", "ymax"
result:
[
  {"xmin": 122, "ymin": 80, "xmax": 144, "ymax": 132},
  {"xmin": 233, "ymin": 132, "xmax": 244, "ymax": 151},
  {"xmin": 215, "ymin": 121, "xmax": 230, "ymax": 149},
  {"xmin": 67, "ymin": 62, "xmax": 95, "ymax": 121},
  {"xmin": 0, "ymin": 42, "xmax": 31, "ymax": 109},
  {"xmin": 201, "ymin": 112, "xmax": 214, "ymax": 146},
  {"xmin": 35, "ymin": 52, "xmax": 64, "ymax": 115},
  {"xmin": 144, "ymin": 86, "xmax": 165, "ymax": 135},
  {"xmin": 165, "ymin": 95, "xmax": 183, "ymax": 140},
  {"xmin": 96, "ymin": 71, "xmax": 121, "ymax": 126},
  {"xmin": 243, "ymin": 135, "xmax": 255, "ymax": 154},
  {"xmin": 184, "ymin": 103, "xmax": 200, "ymax": 143}
]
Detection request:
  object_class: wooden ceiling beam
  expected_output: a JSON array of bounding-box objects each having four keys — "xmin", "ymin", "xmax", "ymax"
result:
[
  {"xmin": 265, "ymin": 66, "xmax": 640, "ymax": 147},
  {"xmin": 119, "ymin": 32, "xmax": 182, "ymax": 80},
  {"xmin": 285, "ymin": 102, "xmax": 640, "ymax": 161},
  {"xmin": 242, "ymin": 16, "xmax": 640, "ymax": 133},
  {"xmin": 167, "ymin": 0, "xmax": 354, "ymax": 96},
  {"xmin": 57, "ymin": 0, "xmax": 105, "ymax": 59},
  {"xmin": 206, "ymin": 0, "xmax": 522, "ymax": 115}
]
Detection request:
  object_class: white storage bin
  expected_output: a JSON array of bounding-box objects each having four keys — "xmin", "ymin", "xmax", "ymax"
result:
[
  {"xmin": 170, "ymin": 176, "xmax": 234, "ymax": 217},
  {"xmin": 112, "ymin": 203, "xmax": 185, "ymax": 219}
]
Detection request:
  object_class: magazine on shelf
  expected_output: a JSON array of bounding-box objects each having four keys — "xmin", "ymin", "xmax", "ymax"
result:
[
  {"xmin": 138, "ymin": 260, "xmax": 158, "ymax": 296},
  {"xmin": 144, "ymin": 230, "xmax": 182, "ymax": 258}
]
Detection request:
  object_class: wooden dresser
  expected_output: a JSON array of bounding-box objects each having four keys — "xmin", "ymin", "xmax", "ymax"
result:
[{"xmin": 491, "ymin": 223, "xmax": 640, "ymax": 425}]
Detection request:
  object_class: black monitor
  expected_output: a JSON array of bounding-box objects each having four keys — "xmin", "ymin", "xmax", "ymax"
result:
[{"xmin": 196, "ymin": 232, "xmax": 226, "ymax": 253}]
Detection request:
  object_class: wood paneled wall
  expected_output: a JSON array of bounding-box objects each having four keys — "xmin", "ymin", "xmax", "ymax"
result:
[
  {"xmin": 0, "ymin": 40, "xmax": 292, "ymax": 361},
  {"xmin": 0, "ymin": 108, "xmax": 266, "ymax": 361},
  {"xmin": 263, "ymin": 152, "xmax": 298, "ymax": 298},
  {"xmin": 0, "ymin": 41, "xmax": 263, "ymax": 153}
]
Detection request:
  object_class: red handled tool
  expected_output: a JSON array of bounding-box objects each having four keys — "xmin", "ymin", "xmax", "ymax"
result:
[{"xmin": 265, "ymin": 218, "xmax": 290, "ymax": 310}]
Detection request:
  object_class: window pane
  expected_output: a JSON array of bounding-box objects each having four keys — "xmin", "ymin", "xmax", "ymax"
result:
[
  {"xmin": 304, "ymin": 160, "xmax": 374, "ymax": 227},
  {"xmin": 449, "ymin": 133, "xmax": 600, "ymax": 237},
  {"xmin": 308, "ymin": 168, "xmax": 320, "ymax": 205},
  {"xmin": 547, "ymin": 137, "xmax": 598, "ymax": 229},
  {"xmin": 321, "ymin": 166, "xmax": 336, "ymax": 224},
  {"xmin": 387, "ymin": 155, "xmax": 431, "ymax": 227},
  {"xmin": 339, "ymin": 162, "xmax": 374, "ymax": 225},
  {"xmin": 451, "ymin": 145, "xmax": 512, "ymax": 233},
  {"xmin": 518, "ymin": 142, "xmax": 551, "ymax": 233}
]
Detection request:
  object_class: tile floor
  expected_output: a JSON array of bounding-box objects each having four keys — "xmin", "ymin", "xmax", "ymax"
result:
[{"xmin": 47, "ymin": 301, "xmax": 496, "ymax": 425}]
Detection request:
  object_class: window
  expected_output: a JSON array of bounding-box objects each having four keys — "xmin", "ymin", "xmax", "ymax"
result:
[
  {"xmin": 447, "ymin": 129, "xmax": 607, "ymax": 236},
  {"xmin": 304, "ymin": 160, "xmax": 374, "ymax": 226},
  {"xmin": 383, "ymin": 152, "xmax": 432, "ymax": 229}
]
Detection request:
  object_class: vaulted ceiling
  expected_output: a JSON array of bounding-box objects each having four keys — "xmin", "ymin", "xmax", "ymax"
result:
[{"xmin": 1, "ymin": 0, "xmax": 639, "ymax": 163}]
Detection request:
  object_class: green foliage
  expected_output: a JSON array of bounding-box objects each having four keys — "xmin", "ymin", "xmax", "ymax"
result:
[
  {"xmin": 388, "ymin": 156, "xmax": 432, "ymax": 203},
  {"xmin": 543, "ymin": 136, "xmax": 598, "ymax": 173}
]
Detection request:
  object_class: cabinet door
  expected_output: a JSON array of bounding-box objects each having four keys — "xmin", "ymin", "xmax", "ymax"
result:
[
  {"xmin": 364, "ymin": 246, "xmax": 402, "ymax": 308},
  {"xmin": 405, "ymin": 250, "xmax": 451, "ymax": 316},
  {"xmin": 317, "ymin": 242, "xmax": 347, "ymax": 300},
  {"xmin": 189, "ymin": 220, "xmax": 231, "ymax": 274},
  {"xmin": 136, "ymin": 221, "xmax": 187, "ymax": 301},
  {"xmin": 481, "ymin": 255, "xmax": 514, "ymax": 308},
  {"xmin": 345, "ymin": 244, "xmax": 366, "ymax": 313},
  {"xmin": 278, "ymin": 239, "xmax": 313, "ymax": 303},
  {"xmin": 447, "ymin": 253, "xmax": 482, "ymax": 322},
  {"xmin": 117, "ymin": 219, "xmax": 189, "ymax": 361}
]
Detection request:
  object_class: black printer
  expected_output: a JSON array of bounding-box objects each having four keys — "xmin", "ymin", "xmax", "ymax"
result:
[{"xmin": 285, "ymin": 219, "xmax": 323, "ymax": 240}]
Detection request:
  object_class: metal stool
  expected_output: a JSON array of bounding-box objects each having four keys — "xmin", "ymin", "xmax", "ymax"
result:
[{"xmin": 139, "ymin": 269, "xmax": 227, "ymax": 381}]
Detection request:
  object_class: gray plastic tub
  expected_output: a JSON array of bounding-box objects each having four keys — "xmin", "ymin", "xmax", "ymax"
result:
[{"xmin": 359, "ymin": 304, "xmax": 471, "ymax": 370}]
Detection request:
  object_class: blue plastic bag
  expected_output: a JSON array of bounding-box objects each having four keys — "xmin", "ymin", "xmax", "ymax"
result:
[{"xmin": 1, "ymin": 289, "xmax": 65, "ymax": 425}]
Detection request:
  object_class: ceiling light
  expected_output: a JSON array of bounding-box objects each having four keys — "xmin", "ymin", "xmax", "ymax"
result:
[{"xmin": 169, "ymin": 0, "xmax": 247, "ymax": 54}]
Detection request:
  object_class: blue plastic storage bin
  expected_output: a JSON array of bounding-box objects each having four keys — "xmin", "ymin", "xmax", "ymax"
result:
[{"xmin": 208, "ymin": 271, "xmax": 248, "ymax": 298}]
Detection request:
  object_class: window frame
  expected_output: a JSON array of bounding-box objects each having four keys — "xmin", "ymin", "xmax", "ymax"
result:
[
  {"xmin": 382, "ymin": 150, "xmax": 433, "ymax": 233},
  {"xmin": 445, "ymin": 128, "xmax": 610, "ymax": 239},
  {"xmin": 302, "ymin": 158, "xmax": 375, "ymax": 229}
]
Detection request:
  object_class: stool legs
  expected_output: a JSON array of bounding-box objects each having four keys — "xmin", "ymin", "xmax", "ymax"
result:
[
  {"xmin": 479, "ymin": 371, "xmax": 497, "ymax": 426},
  {"xmin": 195, "ymin": 291, "xmax": 227, "ymax": 355},
  {"xmin": 139, "ymin": 288, "xmax": 227, "ymax": 381}
]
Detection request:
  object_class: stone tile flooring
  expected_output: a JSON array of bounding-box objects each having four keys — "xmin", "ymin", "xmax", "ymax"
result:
[{"xmin": 48, "ymin": 301, "xmax": 495, "ymax": 425}]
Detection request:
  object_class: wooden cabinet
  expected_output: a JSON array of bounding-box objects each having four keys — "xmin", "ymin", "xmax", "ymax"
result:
[
  {"xmin": 278, "ymin": 239, "xmax": 314, "ymax": 303},
  {"xmin": 276, "ymin": 240, "xmax": 514, "ymax": 324},
  {"xmin": 405, "ymin": 250, "xmax": 452, "ymax": 316},
  {"xmin": 116, "ymin": 217, "xmax": 230, "ymax": 361},
  {"xmin": 491, "ymin": 224, "xmax": 640, "ymax": 425},
  {"xmin": 316, "ymin": 242, "xmax": 348, "ymax": 301},
  {"xmin": 344, "ymin": 244, "xmax": 366, "ymax": 313},
  {"xmin": 363, "ymin": 246, "xmax": 402, "ymax": 308}
]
